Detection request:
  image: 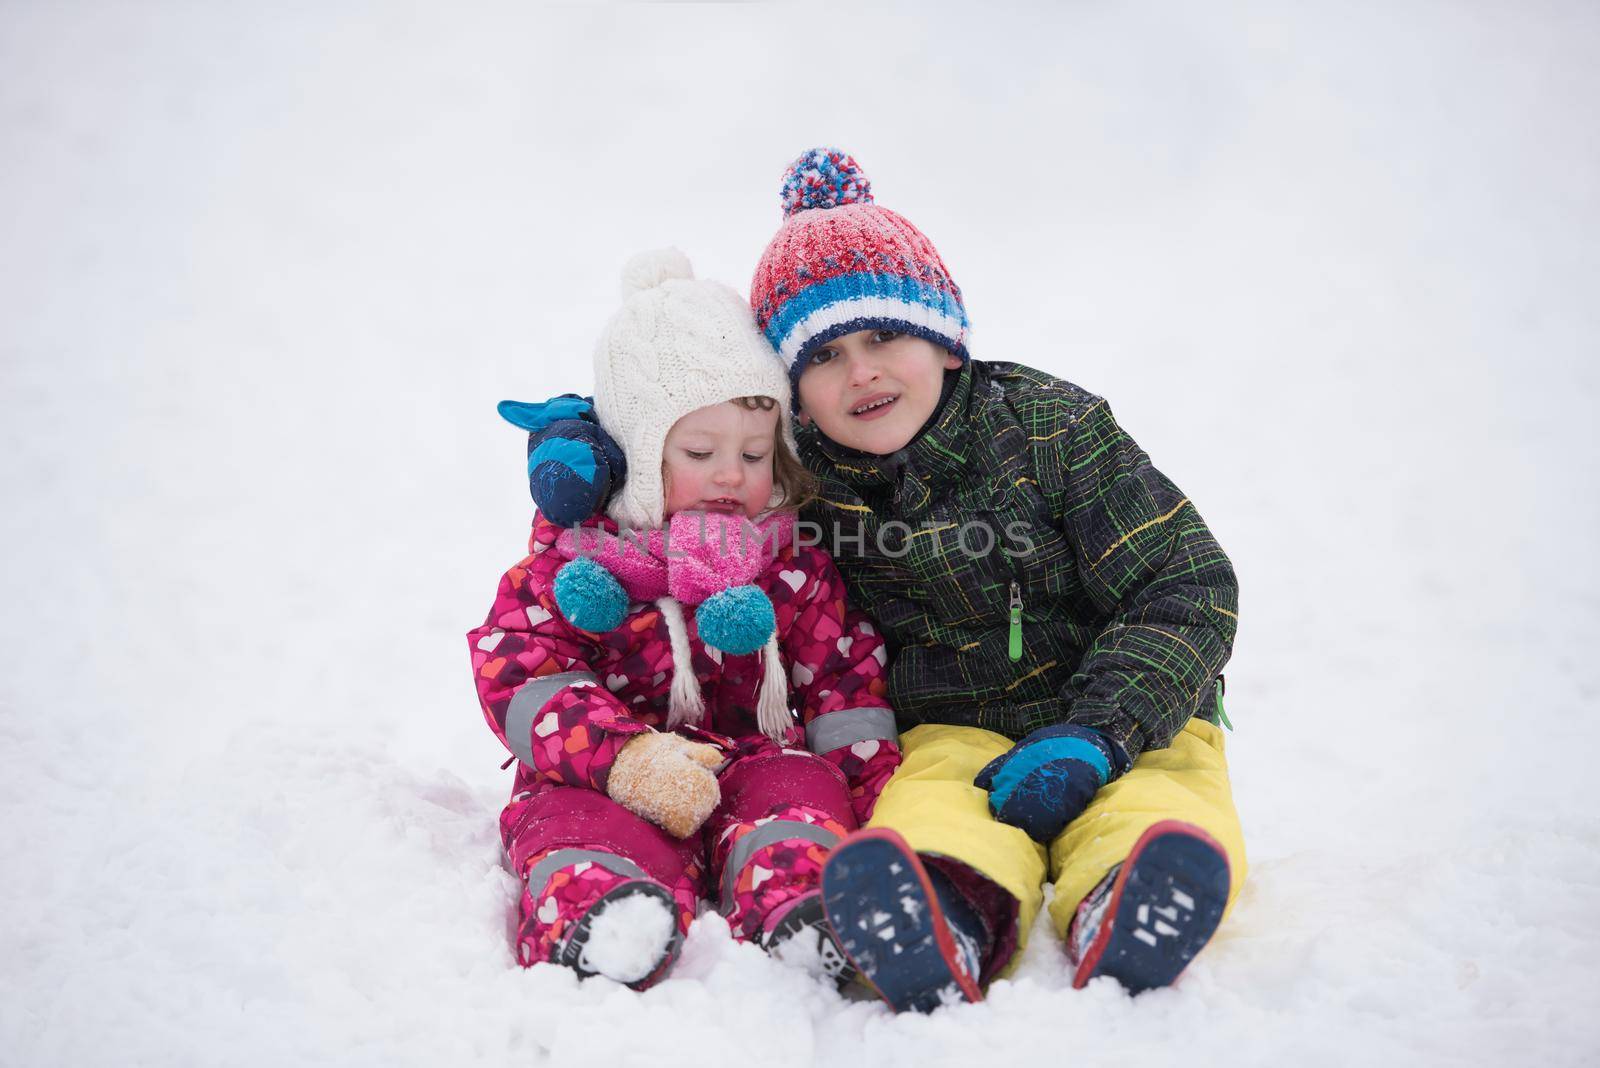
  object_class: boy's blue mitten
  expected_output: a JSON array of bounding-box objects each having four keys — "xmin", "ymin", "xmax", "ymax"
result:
[
  {"xmin": 497, "ymin": 396, "xmax": 627, "ymax": 527},
  {"xmin": 973, "ymin": 725, "xmax": 1126, "ymax": 843}
]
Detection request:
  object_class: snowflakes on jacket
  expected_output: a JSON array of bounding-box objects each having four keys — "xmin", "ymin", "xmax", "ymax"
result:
[{"xmin": 468, "ymin": 514, "xmax": 901, "ymax": 824}]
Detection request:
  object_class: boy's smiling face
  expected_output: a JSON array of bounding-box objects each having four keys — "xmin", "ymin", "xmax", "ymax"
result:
[{"xmin": 796, "ymin": 329, "xmax": 962, "ymax": 455}]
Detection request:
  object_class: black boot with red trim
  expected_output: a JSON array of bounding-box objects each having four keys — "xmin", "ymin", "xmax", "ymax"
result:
[{"xmin": 1066, "ymin": 820, "xmax": 1230, "ymax": 994}]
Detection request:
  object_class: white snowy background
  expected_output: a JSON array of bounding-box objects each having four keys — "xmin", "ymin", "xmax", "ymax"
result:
[{"xmin": 3, "ymin": 2, "xmax": 1597, "ymax": 1065}]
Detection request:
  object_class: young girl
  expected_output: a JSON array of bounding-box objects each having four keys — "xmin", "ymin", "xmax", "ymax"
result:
[{"xmin": 468, "ymin": 249, "xmax": 901, "ymax": 989}]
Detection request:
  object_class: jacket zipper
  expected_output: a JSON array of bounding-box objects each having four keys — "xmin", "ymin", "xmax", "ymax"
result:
[
  {"xmin": 984, "ymin": 505, "xmax": 1027, "ymax": 663},
  {"xmin": 981, "ymin": 498, "xmax": 1029, "ymax": 663},
  {"xmin": 1008, "ymin": 580, "xmax": 1023, "ymax": 662}
]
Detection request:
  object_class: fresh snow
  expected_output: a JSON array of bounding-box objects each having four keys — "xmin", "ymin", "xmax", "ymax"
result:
[{"xmin": 2, "ymin": 2, "xmax": 1598, "ymax": 1067}]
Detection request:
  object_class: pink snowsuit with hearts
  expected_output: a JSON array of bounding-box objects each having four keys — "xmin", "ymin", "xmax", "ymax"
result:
[{"xmin": 468, "ymin": 513, "xmax": 902, "ymax": 969}]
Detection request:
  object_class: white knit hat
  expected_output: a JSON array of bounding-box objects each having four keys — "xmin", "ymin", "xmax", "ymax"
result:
[{"xmin": 593, "ymin": 248, "xmax": 795, "ymax": 531}]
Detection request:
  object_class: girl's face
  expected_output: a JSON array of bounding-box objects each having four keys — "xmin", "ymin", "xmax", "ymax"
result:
[{"xmin": 662, "ymin": 400, "xmax": 781, "ymax": 519}]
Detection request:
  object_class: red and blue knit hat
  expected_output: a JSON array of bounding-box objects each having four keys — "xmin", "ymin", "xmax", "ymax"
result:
[{"xmin": 750, "ymin": 148, "xmax": 970, "ymax": 396}]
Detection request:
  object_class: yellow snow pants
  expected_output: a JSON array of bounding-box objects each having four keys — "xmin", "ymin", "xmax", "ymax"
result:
[{"xmin": 866, "ymin": 718, "xmax": 1246, "ymax": 968}]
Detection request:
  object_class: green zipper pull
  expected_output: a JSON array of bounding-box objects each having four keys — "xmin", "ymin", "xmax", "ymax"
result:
[
  {"xmin": 1214, "ymin": 677, "xmax": 1233, "ymax": 731},
  {"xmin": 1008, "ymin": 581, "xmax": 1023, "ymax": 662}
]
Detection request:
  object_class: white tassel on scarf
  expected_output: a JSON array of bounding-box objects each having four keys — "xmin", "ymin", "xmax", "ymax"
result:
[
  {"xmin": 755, "ymin": 634, "xmax": 791, "ymax": 743},
  {"xmin": 659, "ymin": 597, "xmax": 791, "ymax": 743},
  {"xmin": 658, "ymin": 597, "xmax": 705, "ymax": 729}
]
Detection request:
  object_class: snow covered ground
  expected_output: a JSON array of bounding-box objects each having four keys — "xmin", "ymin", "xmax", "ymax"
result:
[{"xmin": 3, "ymin": 2, "xmax": 1597, "ymax": 1065}]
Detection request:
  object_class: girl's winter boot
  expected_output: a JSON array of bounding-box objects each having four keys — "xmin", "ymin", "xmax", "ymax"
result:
[
  {"xmin": 757, "ymin": 890, "xmax": 857, "ymax": 985},
  {"xmin": 554, "ymin": 880, "xmax": 684, "ymax": 991},
  {"xmin": 1065, "ymin": 819, "xmax": 1230, "ymax": 993}
]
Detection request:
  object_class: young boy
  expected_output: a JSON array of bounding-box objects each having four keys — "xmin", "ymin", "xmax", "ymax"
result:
[{"xmin": 519, "ymin": 148, "xmax": 1246, "ymax": 1011}]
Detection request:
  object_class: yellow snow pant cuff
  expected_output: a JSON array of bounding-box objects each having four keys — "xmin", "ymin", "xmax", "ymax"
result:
[{"xmin": 1046, "ymin": 717, "xmax": 1249, "ymax": 939}]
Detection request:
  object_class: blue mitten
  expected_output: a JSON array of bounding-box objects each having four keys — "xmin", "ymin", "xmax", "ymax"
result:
[
  {"xmin": 973, "ymin": 725, "xmax": 1126, "ymax": 843},
  {"xmin": 497, "ymin": 396, "xmax": 627, "ymax": 527}
]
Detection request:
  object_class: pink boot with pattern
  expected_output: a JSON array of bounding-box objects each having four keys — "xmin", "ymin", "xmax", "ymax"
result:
[{"xmin": 516, "ymin": 850, "xmax": 684, "ymax": 991}]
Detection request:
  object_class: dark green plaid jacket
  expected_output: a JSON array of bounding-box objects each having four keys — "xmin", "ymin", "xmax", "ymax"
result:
[{"xmin": 796, "ymin": 360, "xmax": 1238, "ymax": 761}]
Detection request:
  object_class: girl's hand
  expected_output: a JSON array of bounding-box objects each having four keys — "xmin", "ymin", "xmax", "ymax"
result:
[{"xmin": 606, "ymin": 732, "xmax": 722, "ymax": 838}]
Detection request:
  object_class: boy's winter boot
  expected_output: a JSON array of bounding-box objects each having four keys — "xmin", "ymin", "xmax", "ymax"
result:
[
  {"xmin": 757, "ymin": 890, "xmax": 857, "ymax": 986},
  {"xmin": 550, "ymin": 879, "xmax": 684, "ymax": 991},
  {"xmin": 1066, "ymin": 819, "xmax": 1230, "ymax": 994},
  {"xmin": 820, "ymin": 828, "xmax": 987, "ymax": 1012}
]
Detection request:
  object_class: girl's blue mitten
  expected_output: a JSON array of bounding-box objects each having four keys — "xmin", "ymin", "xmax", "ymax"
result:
[
  {"xmin": 497, "ymin": 396, "xmax": 627, "ymax": 527},
  {"xmin": 973, "ymin": 725, "xmax": 1126, "ymax": 843}
]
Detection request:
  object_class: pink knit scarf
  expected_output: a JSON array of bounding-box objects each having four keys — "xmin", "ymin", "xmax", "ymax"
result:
[{"xmin": 553, "ymin": 511, "xmax": 797, "ymax": 605}]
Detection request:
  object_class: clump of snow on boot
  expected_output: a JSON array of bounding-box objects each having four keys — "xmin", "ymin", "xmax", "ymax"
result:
[
  {"xmin": 577, "ymin": 893, "xmax": 677, "ymax": 985},
  {"xmin": 767, "ymin": 924, "xmax": 834, "ymax": 980}
]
